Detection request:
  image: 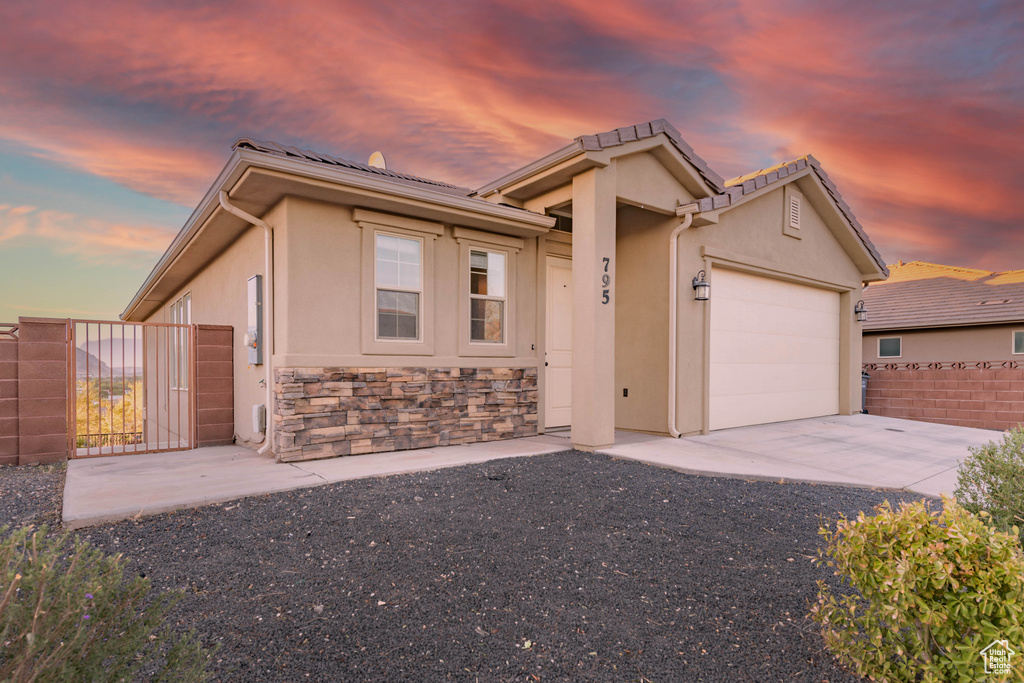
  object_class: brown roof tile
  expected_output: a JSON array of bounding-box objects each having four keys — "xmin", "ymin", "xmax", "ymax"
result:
[
  {"xmin": 233, "ymin": 137, "xmax": 475, "ymax": 198},
  {"xmin": 862, "ymin": 261, "xmax": 1024, "ymax": 330}
]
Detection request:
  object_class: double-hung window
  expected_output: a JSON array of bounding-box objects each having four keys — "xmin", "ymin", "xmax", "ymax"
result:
[
  {"xmin": 170, "ymin": 292, "xmax": 191, "ymax": 389},
  {"xmin": 469, "ymin": 249, "xmax": 506, "ymax": 344},
  {"xmin": 375, "ymin": 233, "xmax": 422, "ymax": 340}
]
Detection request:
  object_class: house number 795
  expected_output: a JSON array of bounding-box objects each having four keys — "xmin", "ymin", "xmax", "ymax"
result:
[{"xmin": 601, "ymin": 257, "xmax": 611, "ymax": 304}]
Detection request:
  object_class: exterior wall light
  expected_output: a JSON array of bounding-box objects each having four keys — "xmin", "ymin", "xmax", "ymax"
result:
[
  {"xmin": 855, "ymin": 300, "xmax": 867, "ymax": 322},
  {"xmin": 692, "ymin": 270, "xmax": 710, "ymax": 301}
]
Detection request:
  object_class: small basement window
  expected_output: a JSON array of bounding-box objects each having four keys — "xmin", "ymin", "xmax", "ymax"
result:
[
  {"xmin": 878, "ymin": 337, "xmax": 902, "ymax": 358},
  {"xmin": 1014, "ymin": 330, "xmax": 1024, "ymax": 355}
]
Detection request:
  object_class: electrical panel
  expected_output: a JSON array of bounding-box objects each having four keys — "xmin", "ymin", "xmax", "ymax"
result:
[{"xmin": 247, "ymin": 275, "xmax": 263, "ymax": 365}]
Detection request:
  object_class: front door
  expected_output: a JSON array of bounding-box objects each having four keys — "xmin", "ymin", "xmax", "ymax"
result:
[{"xmin": 545, "ymin": 256, "xmax": 573, "ymax": 427}]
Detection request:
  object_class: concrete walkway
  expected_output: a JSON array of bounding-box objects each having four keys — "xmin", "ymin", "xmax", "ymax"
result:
[{"xmin": 63, "ymin": 415, "xmax": 1000, "ymax": 529}]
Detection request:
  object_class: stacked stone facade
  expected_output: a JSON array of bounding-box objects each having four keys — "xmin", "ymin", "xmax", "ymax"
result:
[{"xmin": 273, "ymin": 367, "xmax": 538, "ymax": 462}]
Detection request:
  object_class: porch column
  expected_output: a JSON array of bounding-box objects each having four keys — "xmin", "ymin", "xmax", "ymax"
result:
[{"xmin": 571, "ymin": 165, "xmax": 616, "ymax": 450}]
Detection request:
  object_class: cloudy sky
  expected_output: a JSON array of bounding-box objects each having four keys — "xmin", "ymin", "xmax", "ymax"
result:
[{"xmin": 0, "ymin": 0, "xmax": 1020, "ymax": 321}]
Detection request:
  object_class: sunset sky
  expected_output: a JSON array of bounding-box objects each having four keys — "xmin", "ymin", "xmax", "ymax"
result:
[{"xmin": 0, "ymin": 0, "xmax": 1021, "ymax": 322}]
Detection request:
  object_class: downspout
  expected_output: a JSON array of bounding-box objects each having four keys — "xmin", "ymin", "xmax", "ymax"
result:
[
  {"xmin": 217, "ymin": 191, "xmax": 275, "ymax": 456},
  {"xmin": 667, "ymin": 208, "xmax": 695, "ymax": 437}
]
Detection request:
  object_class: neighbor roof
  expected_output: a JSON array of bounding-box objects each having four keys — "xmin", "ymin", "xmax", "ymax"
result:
[
  {"xmin": 233, "ymin": 138, "xmax": 475, "ymax": 198},
  {"xmin": 862, "ymin": 261, "xmax": 1024, "ymax": 330}
]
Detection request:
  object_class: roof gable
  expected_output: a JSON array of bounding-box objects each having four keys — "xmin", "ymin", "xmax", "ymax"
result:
[{"xmin": 863, "ymin": 261, "xmax": 1024, "ymax": 330}]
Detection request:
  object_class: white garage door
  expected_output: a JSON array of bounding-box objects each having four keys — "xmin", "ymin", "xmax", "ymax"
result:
[{"xmin": 710, "ymin": 269, "xmax": 840, "ymax": 430}]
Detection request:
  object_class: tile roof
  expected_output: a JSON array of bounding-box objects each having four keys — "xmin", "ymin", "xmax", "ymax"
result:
[
  {"xmin": 688, "ymin": 155, "xmax": 887, "ymax": 275},
  {"xmin": 233, "ymin": 138, "xmax": 475, "ymax": 198},
  {"xmin": 862, "ymin": 261, "xmax": 1024, "ymax": 330},
  {"xmin": 575, "ymin": 119, "xmax": 727, "ymax": 193}
]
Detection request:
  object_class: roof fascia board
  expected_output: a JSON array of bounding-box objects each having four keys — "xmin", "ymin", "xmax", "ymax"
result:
[
  {"xmin": 864, "ymin": 320, "xmax": 1024, "ymax": 332},
  {"xmin": 122, "ymin": 149, "xmax": 556, "ymax": 320},
  {"xmin": 476, "ymin": 141, "xmax": 584, "ymax": 197}
]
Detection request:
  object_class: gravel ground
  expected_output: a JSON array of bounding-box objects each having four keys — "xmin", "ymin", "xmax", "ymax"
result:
[
  {"xmin": 52, "ymin": 450, "xmax": 923, "ymax": 682},
  {"xmin": 0, "ymin": 462, "xmax": 65, "ymax": 529}
]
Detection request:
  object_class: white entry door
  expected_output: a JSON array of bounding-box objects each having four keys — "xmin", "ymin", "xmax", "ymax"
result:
[
  {"xmin": 709, "ymin": 269, "xmax": 840, "ymax": 430},
  {"xmin": 545, "ymin": 256, "xmax": 573, "ymax": 427}
]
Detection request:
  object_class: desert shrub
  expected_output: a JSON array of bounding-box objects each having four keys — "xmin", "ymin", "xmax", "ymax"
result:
[
  {"xmin": 810, "ymin": 497, "xmax": 1024, "ymax": 682},
  {"xmin": 0, "ymin": 524, "xmax": 213, "ymax": 682},
  {"xmin": 955, "ymin": 427, "xmax": 1024, "ymax": 538}
]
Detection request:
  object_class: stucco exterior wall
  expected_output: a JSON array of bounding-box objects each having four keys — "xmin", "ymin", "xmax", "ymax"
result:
[
  {"xmin": 146, "ymin": 201, "xmax": 282, "ymax": 445},
  {"xmin": 863, "ymin": 324, "xmax": 1023, "ymax": 363},
  {"xmin": 614, "ymin": 206, "xmax": 673, "ymax": 433},
  {"xmin": 673, "ymin": 184, "xmax": 865, "ymax": 434}
]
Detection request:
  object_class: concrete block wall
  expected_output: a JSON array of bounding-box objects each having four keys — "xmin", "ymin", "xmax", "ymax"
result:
[
  {"xmin": 864, "ymin": 364, "xmax": 1024, "ymax": 431},
  {"xmin": 0, "ymin": 329, "xmax": 18, "ymax": 466},
  {"xmin": 194, "ymin": 325, "xmax": 234, "ymax": 447},
  {"xmin": 16, "ymin": 318, "xmax": 69, "ymax": 465}
]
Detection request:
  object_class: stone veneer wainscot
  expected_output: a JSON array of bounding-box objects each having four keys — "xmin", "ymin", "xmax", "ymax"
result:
[{"xmin": 273, "ymin": 367, "xmax": 538, "ymax": 462}]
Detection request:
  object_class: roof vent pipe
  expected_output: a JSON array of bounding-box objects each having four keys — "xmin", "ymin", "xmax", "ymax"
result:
[
  {"xmin": 667, "ymin": 209, "xmax": 694, "ymax": 437},
  {"xmin": 218, "ymin": 191, "xmax": 275, "ymax": 456}
]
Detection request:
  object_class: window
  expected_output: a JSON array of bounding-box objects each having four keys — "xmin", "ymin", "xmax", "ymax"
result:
[
  {"xmin": 375, "ymin": 233, "xmax": 421, "ymax": 340},
  {"xmin": 1014, "ymin": 330, "xmax": 1024, "ymax": 355},
  {"xmin": 878, "ymin": 336, "xmax": 901, "ymax": 358},
  {"xmin": 470, "ymin": 250, "xmax": 506, "ymax": 343},
  {"xmin": 170, "ymin": 292, "xmax": 191, "ymax": 389}
]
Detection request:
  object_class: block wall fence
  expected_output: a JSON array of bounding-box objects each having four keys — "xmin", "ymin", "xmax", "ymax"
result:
[
  {"xmin": 863, "ymin": 362, "xmax": 1024, "ymax": 432},
  {"xmin": 1, "ymin": 318, "xmax": 233, "ymax": 466}
]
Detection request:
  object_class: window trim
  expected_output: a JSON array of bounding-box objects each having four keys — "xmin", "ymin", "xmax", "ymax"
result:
[
  {"xmin": 455, "ymin": 227, "xmax": 521, "ymax": 358},
  {"xmin": 1013, "ymin": 330, "xmax": 1024, "ymax": 355},
  {"xmin": 169, "ymin": 291, "xmax": 191, "ymax": 390},
  {"xmin": 356, "ymin": 209, "xmax": 439, "ymax": 356},
  {"xmin": 877, "ymin": 336, "xmax": 902, "ymax": 359}
]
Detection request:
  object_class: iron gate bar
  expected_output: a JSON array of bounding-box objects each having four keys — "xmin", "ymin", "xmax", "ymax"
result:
[{"xmin": 68, "ymin": 320, "xmax": 196, "ymax": 458}]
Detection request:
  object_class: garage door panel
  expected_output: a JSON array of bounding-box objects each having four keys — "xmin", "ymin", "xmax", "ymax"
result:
[
  {"xmin": 711, "ymin": 390, "xmax": 839, "ymax": 430},
  {"xmin": 711, "ymin": 363, "xmax": 839, "ymax": 396},
  {"xmin": 710, "ymin": 269, "xmax": 840, "ymax": 431},
  {"xmin": 710, "ymin": 332, "xmax": 840, "ymax": 366}
]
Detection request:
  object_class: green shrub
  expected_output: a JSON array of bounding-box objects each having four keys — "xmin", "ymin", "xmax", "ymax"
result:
[
  {"xmin": 0, "ymin": 524, "xmax": 213, "ymax": 682},
  {"xmin": 810, "ymin": 497, "xmax": 1024, "ymax": 682},
  {"xmin": 955, "ymin": 427, "xmax": 1024, "ymax": 538}
]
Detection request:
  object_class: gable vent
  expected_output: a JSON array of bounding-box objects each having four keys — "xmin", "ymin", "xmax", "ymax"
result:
[{"xmin": 788, "ymin": 194, "xmax": 801, "ymax": 230}]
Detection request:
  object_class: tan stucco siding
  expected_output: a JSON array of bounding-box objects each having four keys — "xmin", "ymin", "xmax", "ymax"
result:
[
  {"xmin": 145, "ymin": 202, "xmax": 282, "ymax": 446},
  {"xmin": 673, "ymin": 187, "xmax": 865, "ymax": 434},
  {"xmin": 274, "ymin": 197, "xmax": 541, "ymax": 368},
  {"xmin": 614, "ymin": 207, "xmax": 673, "ymax": 433},
  {"xmin": 863, "ymin": 323, "xmax": 1024, "ymax": 363}
]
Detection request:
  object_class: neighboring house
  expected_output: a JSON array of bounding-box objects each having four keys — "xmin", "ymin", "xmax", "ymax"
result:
[
  {"xmin": 122, "ymin": 119, "xmax": 888, "ymax": 462},
  {"xmin": 862, "ymin": 261, "xmax": 1024, "ymax": 431}
]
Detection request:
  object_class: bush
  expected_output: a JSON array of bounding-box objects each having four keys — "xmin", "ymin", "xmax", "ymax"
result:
[
  {"xmin": 955, "ymin": 427, "xmax": 1024, "ymax": 538},
  {"xmin": 0, "ymin": 524, "xmax": 213, "ymax": 682},
  {"xmin": 810, "ymin": 497, "xmax": 1024, "ymax": 682}
]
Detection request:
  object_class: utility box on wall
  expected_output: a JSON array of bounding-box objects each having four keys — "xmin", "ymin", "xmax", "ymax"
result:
[{"xmin": 247, "ymin": 275, "xmax": 263, "ymax": 365}]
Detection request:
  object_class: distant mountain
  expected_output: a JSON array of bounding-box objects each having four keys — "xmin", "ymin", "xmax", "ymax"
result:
[{"xmin": 75, "ymin": 347, "xmax": 110, "ymax": 377}]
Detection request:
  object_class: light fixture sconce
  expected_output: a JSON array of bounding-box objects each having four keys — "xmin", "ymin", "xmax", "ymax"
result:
[
  {"xmin": 692, "ymin": 270, "xmax": 710, "ymax": 301},
  {"xmin": 854, "ymin": 300, "xmax": 867, "ymax": 322}
]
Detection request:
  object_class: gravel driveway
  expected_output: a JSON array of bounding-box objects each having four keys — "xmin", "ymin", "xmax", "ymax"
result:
[{"xmin": 5, "ymin": 451, "xmax": 921, "ymax": 681}]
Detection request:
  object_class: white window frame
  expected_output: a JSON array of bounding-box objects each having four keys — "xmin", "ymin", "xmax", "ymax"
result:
[
  {"xmin": 169, "ymin": 291, "xmax": 191, "ymax": 389},
  {"xmin": 356, "ymin": 208, "xmax": 439, "ymax": 356},
  {"xmin": 455, "ymin": 227, "xmax": 521, "ymax": 358},
  {"xmin": 877, "ymin": 336, "xmax": 902, "ymax": 359},
  {"xmin": 373, "ymin": 231, "xmax": 424, "ymax": 343},
  {"xmin": 468, "ymin": 248, "xmax": 508, "ymax": 345},
  {"xmin": 1013, "ymin": 330, "xmax": 1024, "ymax": 355}
]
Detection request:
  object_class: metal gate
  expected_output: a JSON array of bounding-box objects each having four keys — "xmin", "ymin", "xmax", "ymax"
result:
[{"xmin": 68, "ymin": 320, "xmax": 195, "ymax": 458}]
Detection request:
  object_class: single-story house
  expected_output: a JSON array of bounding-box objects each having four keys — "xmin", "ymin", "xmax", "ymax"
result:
[
  {"xmin": 122, "ymin": 119, "xmax": 888, "ymax": 462},
  {"xmin": 862, "ymin": 260, "xmax": 1024, "ymax": 430}
]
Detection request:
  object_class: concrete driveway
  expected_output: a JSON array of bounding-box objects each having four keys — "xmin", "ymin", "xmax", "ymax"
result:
[
  {"xmin": 63, "ymin": 414, "xmax": 1001, "ymax": 529},
  {"xmin": 600, "ymin": 413, "xmax": 998, "ymax": 498}
]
